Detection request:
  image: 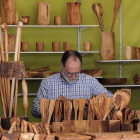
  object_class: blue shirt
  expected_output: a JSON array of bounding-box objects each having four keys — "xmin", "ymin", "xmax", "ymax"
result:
[{"xmin": 31, "ymin": 72, "xmax": 113, "ymax": 118}]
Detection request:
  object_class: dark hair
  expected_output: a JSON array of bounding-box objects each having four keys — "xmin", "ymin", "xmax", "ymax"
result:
[{"xmin": 61, "ymin": 50, "xmax": 82, "ymax": 67}]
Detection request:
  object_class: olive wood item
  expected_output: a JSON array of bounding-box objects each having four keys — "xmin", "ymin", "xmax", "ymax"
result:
[
  {"xmin": 21, "ymin": 42, "xmax": 29, "ymax": 52},
  {"xmin": 52, "ymin": 122, "xmax": 63, "ymax": 133},
  {"xmin": 99, "ymin": 78, "xmax": 127, "ymax": 85},
  {"xmin": 9, "ymin": 21, "xmax": 23, "ymax": 118},
  {"xmin": 20, "ymin": 18, "xmax": 28, "ymax": 23},
  {"xmin": 39, "ymin": 122, "xmax": 46, "ymax": 134},
  {"xmin": 44, "ymin": 124, "xmax": 50, "ymax": 135},
  {"xmin": 34, "ymin": 134, "xmax": 46, "ymax": 140},
  {"xmin": 133, "ymin": 74, "xmax": 140, "ymax": 85},
  {"xmin": 19, "ymin": 133, "xmax": 34, "ymax": 140},
  {"xmin": 62, "ymin": 120, "xmax": 89, "ymax": 133},
  {"xmin": 63, "ymin": 42, "xmax": 71, "ymax": 51},
  {"xmin": 10, "ymin": 117, "xmax": 17, "ymax": 132},
  {"xmin": 78, "ymin": 98, "xmax": 85, "ymax": 120},
  {"xmin": 47, "ymin": 99, "xmax": 56, "ymax": 125},
  {"xmin": 84, "ymin": 42, "xmax": 92, "ymax": 51},
  {"xmin": 66, "ymin": 2, "xmax": 82, "ymax": 25},
  {"xmin": 16, "ymin": 118, "xmax": 21, "ymax": 132},
  {"xmin": 8, "ymin": 121, "xmax": 16, "ymax": 134},
  {"xmin": 125, "ymin": 46, "xmax": 133, "ymax": 60},
  {"xmin": 32, "ymin": 124, "xmax": 39, "ymax": 134},
  {"xmin": 1, "ymin": 133, "xmax": 19, "ymax": 140},
  {"xmin": 37, "ymin": 2, "xmax": 50, "ymax": 25},
  {"xmin": 8, "ymin": 34, "xmax": 16, "ymax": 52},
  {"xmin": 63, "ymin": 100, "xmax": 69, "ymax": 121},
  {"xmin": 36, "ymin": 42, "xmax": 44, "ymax": 52},
  {"xmin": 22, "ymin": 16, "xmax": 30, "ymax": 25},
  {"xmin": 54, "ymin": 16, "xmax": 62, "ymax": 25},
  {"xmin": 1, "ymin": 0, "xmax": 18, "ymax": 25},
  {"xmin": 91, "ymin": 120, "xmax": 109, "ymax": 132},
  {"xmin": 111, "ymin": 0, "xmax": 122, "ymax": 32},
  {"xmin": 134, "ymin": 47, "xmax": 140, "ymax": 59},
  {"xmin": 52, "ymin": 42, "xmax": 60, "ymax": 51},
  {"xmin": 30, "ymin": 66, "xmax": 50, "ymax": 72},
  {"xmin": 82, "ymin": 69, "xmax": 103, "ymax": 77},
  {"xmin": 121, "ymin": 124, "xmax": 133, "ymax": 131},
  {"xmin": 136, "ymin": 110, "xmax": 140, "ymax": 121},
  {"xmin": 101, "ymin": 31, "xmax": 115, "ymax": 60},
  {"xmin": 54, "ymin": 99, "xmax": 60, "ymax": 122},
  {"xmin": 109, "ymin": 120, "xmax": 120, "ymax": 132},
  {"xmin": 92, "ymin": 3, "xmax": 104, "ymax": 31},
  {"xmin": 22, "ymin": 77, "xmax": 28, "ymax": 117},
  {"xmin": 72, "ymin": 99, "xmax": 79, "ymax": 120}
]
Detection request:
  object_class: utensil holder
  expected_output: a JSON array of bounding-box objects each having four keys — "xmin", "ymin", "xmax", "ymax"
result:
[
  {"xmin": 121, "ymin": 124, "xmax": 133, "ymax": 131},
  {"xmin": 125, "ymin": 46, "xmax": 133, "ymax": 60},
  {"xmin": 54, "ymin": 16, "xmax": 62, "ymax": 25},
  {"xmin": 36, "ymin": 42, "xmax": 44, "ymax": 52},
  {"xmin": 91, "ymin": 120, "xmax": 109, "ymax": 132},
  {"xmin": 63, "ymin": 42, "xmax": 71, "ymax": 51},
  {"xmin": 21, "ymin": 42, "xmax": 29, "ymax": 52},
  {"xmin": 101, "ymin": 31, "xmax": 115, "ymax": 60},
  {"xmin": 52, "ymin": 42, "xmax": 60, "ymax": 51},
  {"xmin": 84, "ymin": 42, "xmax": 92, "ymax": 51},
  {"xmin": 52, "ymin": 122, "xmax": 63, "ymax": 133},
  {"xmin": 109, "ymin": 120, "xmax": 120, "ymax": 132}
]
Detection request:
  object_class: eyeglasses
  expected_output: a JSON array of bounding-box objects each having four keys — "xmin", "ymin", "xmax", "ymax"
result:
[{"xmin": 64, "ymin": 68, "xmax": 80, "ymax": 76}]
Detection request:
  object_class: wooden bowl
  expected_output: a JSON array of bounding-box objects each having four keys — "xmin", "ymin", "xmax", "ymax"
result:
[
  {"xmin": 133, "ymin": 74, "xmax": 140, "ymax": 85},
  {"xmin": 82, "ymin": 69, "xmax": 103, "ymax": 77},
  {"xmin": 99, "ymin": 78, "xmax": 127, "ymax": 85}
]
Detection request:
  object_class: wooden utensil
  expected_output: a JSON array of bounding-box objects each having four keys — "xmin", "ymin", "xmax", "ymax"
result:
[
  {"xmin": 22, "ymin": 77, "xmax": 28, "ymax": 117},
  {"xmin": 72, "ymin": 99, "xmax": 79, "ymax": 120},
  {"xmin": 9, "ymin": 21, "xmax": 23, "ymax": 118},
  {"xmin": 111, "ymin": 0, "xmax": 122, "ymax": 32},
  {"xmin": 47, "ymin": 99, "xmax": 55, "ymax": 125},
  {"xmin": 54, "ymin": 99, "xmax": 60, "ymax": 122},
  {"xmin": 78, "ymin": 98, "xmax": 85, "ymax": 120},
  {"xmin": 136, "ymin": 110, "xmax": 140, "ymax": 121},
  {"xmin": 98, "ymin": 3, "xmax": 104, "ymax": 31}
]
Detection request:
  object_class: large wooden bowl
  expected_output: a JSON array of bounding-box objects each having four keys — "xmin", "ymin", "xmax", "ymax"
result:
[
  {"xmin": 133, "ymin": 74, "xmax": 140, "ymax": 85},
  {"xmin": 99, "ymin": 78, "xmax": 127, "ymax": 85},
  {"xmin": 82, "ymin": 69, "xmax": 103, "ymax": 77}
]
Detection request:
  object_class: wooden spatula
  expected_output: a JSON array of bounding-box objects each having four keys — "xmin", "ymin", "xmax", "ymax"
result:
[
  {"xmin": 72, "ymin": 99, "xmax": 79, "ymax": 120},
  {"xmin": 78, "ymin": 98, "xmax": 85, "ymax": 120},
  {"xmin": 54, "ymin": 99, "xmax": 59, "ymax": 122}
]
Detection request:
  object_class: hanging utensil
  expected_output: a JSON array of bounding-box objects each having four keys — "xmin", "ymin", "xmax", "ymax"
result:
[
  {"xmin": 111, "ymin": 0, "xmax": 122, "ymax": 32},
  {"xmin": 92, "ymin": 3, "xmax": 104, "ymax": 31},
  {"xmin": 98, "ymin": 3, "xmax": 104, "ymax": 31}
]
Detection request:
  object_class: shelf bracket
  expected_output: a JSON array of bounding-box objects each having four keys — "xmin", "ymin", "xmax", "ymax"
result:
[{"xmin": 79, "ymin": 27, "xmax": 88, "ymax": 31}]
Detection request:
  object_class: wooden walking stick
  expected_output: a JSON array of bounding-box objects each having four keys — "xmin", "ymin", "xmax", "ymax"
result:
[{"xmin": 9, "ymin": 21, "xmax": 23, "ymax": 118}]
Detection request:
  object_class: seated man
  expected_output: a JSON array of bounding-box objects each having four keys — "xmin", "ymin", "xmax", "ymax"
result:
[{"xmin": 31, "ymin": 50, "xmax": 113, "ymax": 118}]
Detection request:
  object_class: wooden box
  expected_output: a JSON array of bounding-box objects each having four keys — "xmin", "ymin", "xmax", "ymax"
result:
[
  {"xmin": 91, "ymin": 120, "xmax": 109, "ymax": 132},
  {"xmin": 52, "ymin": 122, "xmax": 63, "ymax": 133},
  {"xmin": 62, "ymin": 120, "xmax": 89, "ymax": 133},
  {"xmin": 109, "ymin": 120, "xmax": 120, "ymax": 132},
  {"xmin": 121, "ymin": 124, "xmax": 133, "ymax": 131}
]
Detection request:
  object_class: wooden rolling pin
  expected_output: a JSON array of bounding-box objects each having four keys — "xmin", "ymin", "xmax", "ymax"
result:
[{"xmin": 22, "ymin": 77, "xmax": 28, "ymax": 117}]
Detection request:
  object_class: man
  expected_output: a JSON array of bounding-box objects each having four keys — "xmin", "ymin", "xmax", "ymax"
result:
[{"xmin": 31, "ymin": 50, "xmax": 113, "ymax": 118}]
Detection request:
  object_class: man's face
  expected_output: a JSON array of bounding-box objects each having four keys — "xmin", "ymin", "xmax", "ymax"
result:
[{"xmin": 61, "ymin": 57, "xmax": 81, "ymax": 84}]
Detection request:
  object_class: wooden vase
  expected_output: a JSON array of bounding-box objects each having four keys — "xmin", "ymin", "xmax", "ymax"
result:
[
  {"xmin": 37, "ymin": 2, "xmax": 50, "ymax": 25},
  {"xmin": 125, "ymin": 46, "xmax": 133, "ymax": 60},
  {"xmin": 66, "ymin": 2, "xmax": 82, "ymax": 25},
  {"xmin": 52, "ymin": 42, "xmax": 60, "ymax": 51},
  {"xmin": 1, "ymin": 0, "xmax": 18, "ymax": 25},
  {"xmin": 134, "ymin": 47, "xmax": 140, "ymax": 59},
  {"xmin": 101, "ymin": 31, "xmax": 115, "ymax": 60},
  {"xmin": 21, "ymin": 42, "xmax": 29, "ymax": 52},
  {"xmin": 84, "ymin": 42, "xmax": 92, "ymax": 51},
  {"xmin": 63, "ymin": 42, "xmax": 71, "ymax": 51},
  {"xmin": 8, "ymin": 34, "xmax": 16, "ymax": 52},
  {"xmin": 36, "ymin": 42, "xmax": 44, "ymax": 52}
]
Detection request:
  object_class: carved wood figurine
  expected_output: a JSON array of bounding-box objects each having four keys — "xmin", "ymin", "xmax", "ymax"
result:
[{"xmin": 1, "ymin": 0, "xmax": 18, "ymax": 25}]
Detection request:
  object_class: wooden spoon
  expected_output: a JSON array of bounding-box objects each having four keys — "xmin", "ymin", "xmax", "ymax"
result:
[
  {"xmin": 98, "ymin": 3, "xmax": 104, "ymax": 31},
  {"xmin": 111, "ymin": 0, "xmax": 122, "ymax": 32}
]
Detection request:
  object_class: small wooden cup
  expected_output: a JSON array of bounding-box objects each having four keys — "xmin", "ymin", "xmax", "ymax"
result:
[
  {"xmin": 125, "ymin": 46, "xmax": 133, "ymax": 60},
  {"xmin": 36, "ymin": 42, "xmax": 44, "ymax": 52},
  {"xmin": 54, "ymin": 16, "xmax": 62, "ymax": 25},
  {"xmin": 21, "ymin": 42, "xmax": 29, "ymax": 52},
  {"xmin": 134, "ymin": 47, "xmax": 140, "ymax": 59},
  {"xmin": 63, "ymin": 42, "xmax": 71, "ymax": 51},
  {"xmin": 22, "ymin": 16, "xmax": 30, "ymax": 25},
  {"xmin": 84, "ymin": 42, "xmax": 92, "ymax": 51},
  {"xmin": 52, "ymin": 42, "xmax": 60, "ymax": 51}
]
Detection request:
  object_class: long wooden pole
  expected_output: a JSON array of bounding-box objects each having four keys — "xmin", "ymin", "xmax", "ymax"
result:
[{"xmin": 9, "ymin": 21, "xmax": 23, "ymax": 118}]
